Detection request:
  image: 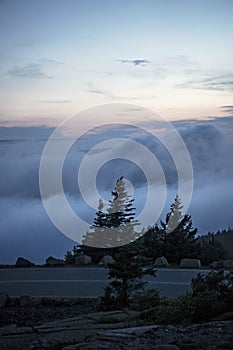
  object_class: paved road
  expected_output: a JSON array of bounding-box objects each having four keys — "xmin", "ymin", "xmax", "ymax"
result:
[{"xmin": 0, "ymin": 268, "xmax": 210, "ymax": 298}]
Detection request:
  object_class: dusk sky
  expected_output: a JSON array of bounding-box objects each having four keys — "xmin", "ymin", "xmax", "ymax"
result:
[
  {"xmin": 0, "ymin": 0, "xmax": 233, "ymax": 124},
  {"xmin": 0, "ymin": 1, "xmax": 233, "ymax": 263}
]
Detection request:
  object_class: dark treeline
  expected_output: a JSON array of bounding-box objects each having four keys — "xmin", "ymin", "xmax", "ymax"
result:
[
  {"xmin": 64, "ymin": 177, "xmax": 233, "ymax": 317},
  {"xmin": 65, "ymin": 177, "xmax": 232, "ymax": 266}
]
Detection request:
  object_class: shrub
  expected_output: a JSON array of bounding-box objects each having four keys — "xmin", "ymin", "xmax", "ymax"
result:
[
  {"xmin": 131, "ymin": 298, "xmax": 184, "ymax": 325},
  {"xmin": 129, "ymin": 270, "xmax": 233, "ymax": 325},
  {"xmin": 130, "ymin": 289, "xmax": 161, "ymax": 311},
  {"xmin": 191, "ymin": 269, "xmax": 233, "ymax": 306},
  {"xmin": 177, "ymin": 291, "xmax": 224, "ymax": 322}
]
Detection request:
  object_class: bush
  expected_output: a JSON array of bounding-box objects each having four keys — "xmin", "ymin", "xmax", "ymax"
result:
[
  {"xmin": 178, "ymin": 291, "xmax": 225, "ymax": 323},
  {"xmin": 100, "ymin": 259, "xmax": 233, "ymax": 325},
  {"xmin": 99, "ymin": 286, "xmax": 121, "ymax": 311},
  {"xmin": 129, "ymin": 270, "xmax": 233, "ymax": 325},
  {"xmin": 151, "ymin": 301, "xmax": 183, "ymax": 324},
  {"xmin": 130, "ymin": 291, "xmax": 228, "ymax": 325},
  {"xmin": 192, "ymin": 269, "xmax": 233, "ymax": 305},
  {"xmin": 130, "ymin": 298, "xmax": 183, "ymax": 325},
  {"xmin": 130, "ymin": 289, "xmax": 161, "ymax": 311}
]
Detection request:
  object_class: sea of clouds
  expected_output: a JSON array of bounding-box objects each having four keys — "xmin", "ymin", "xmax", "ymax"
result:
[{"xmin": 0, "ymin": 117, "xmax": 233, "ymax": 264}]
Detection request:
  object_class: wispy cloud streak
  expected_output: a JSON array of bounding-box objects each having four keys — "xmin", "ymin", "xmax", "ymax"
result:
[
  {"xmin": 6, "ymin": 63, "xmax": 52, "ymax": 79},
  {"xmin": 116, "ymin": 59, "xmax": 151, "ymax": 66}
]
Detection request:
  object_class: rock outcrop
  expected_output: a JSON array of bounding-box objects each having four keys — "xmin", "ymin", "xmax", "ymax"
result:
[
  {"xmin": 0, "ymin": 313, "xmax": 232, "ymax": 350},
  {"xmin": 15, "ymin": 257, "xmax": 34, "ymax": 267},
  {"xmin": 75, "ymin": 254, "xmax": 92, "ymax": 265},
  {"xmin": 98, "ymin": 255, "xmax": 114, "ymax": 266},
  {"xmin": 154, "ymin": 256, "xmax": 169, "ymax": 267},
  {"xmin": 180, "ymin": 258, "xmax": 201, "ymax": 268},
  {"xmin": 45, "ymin": 256, "xmax": 65, "ymax": 266}
]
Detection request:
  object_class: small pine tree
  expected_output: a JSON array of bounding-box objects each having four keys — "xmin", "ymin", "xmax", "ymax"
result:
[
  {"xmin": 64, "ymin": 250, "xmax": 74, "ymax": 265},
  {"xmin": 64, "ymin": 245, "xmax": 83, "ymax": 264},
  {"xmin": 101, "ymin": 243, "xmax": 156, "ymax": 309}
]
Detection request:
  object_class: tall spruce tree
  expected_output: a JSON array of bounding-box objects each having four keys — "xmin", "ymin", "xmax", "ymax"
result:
[
  {"xmin": 82, "ymin": 177, "xmax": 155, "ymax": 308},
  {"xmin": 106, "ymin": 176, "xmax": 136, "ymax": 227},
  {"xmin": 82, "ymin": 177, "xmax": 140, "ymax": 248},
  {"xmin": 160, "ymin": 195, "xmax": 199, "ymax": 263}
]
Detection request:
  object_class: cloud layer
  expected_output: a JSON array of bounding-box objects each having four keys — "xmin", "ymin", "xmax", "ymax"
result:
[{"xmin": 0, "ymin": 117, "xmax": 233, "ymax": 263}]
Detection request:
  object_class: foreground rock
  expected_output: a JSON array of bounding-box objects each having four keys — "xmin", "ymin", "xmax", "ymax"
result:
[
  {"xmin": 0, "ymin": 309, "xmax": 232, "ymax": 350},
  {"xmin": 180, "ymin": 258, "xmax": 201, "ymax": 268},
  {"xmin": 154, "ymin": 256, "xmax": 169, "ymax": 267},
  {"xmin": 15, "ymin": 257, "xmax": 34, "ymax": 267},
  {"xmin": 0, "ymin": 310, "xmax": 134, "ymax": 350},
  {"xmin": 64, "ymin": 320, "xmax": 233, "ymax": 350}
]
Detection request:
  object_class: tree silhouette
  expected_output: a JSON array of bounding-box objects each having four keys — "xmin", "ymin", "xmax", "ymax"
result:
[
  {"xmin": 82, "ymin": 177, "xmax": 140, "ymax": 248},
  {"xmin": 160, "ymin": 195, "xmax": 199, "ymax": 263},
  {"xmin": 140, "ymin": 195, "xmax": 199, "ymax": 264},
  {"xmin": 140, "ymin": 224, "xmax": 164, "ymax": 262},
  {"xmin": 101, "ymin": 243, "xmax": 155, "ymax": 309}
]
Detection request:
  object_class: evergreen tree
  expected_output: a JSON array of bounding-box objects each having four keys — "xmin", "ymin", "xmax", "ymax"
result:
[
  {"xmin": 101, "ymin": 242, "xmax": 156, "ymax": 309},
  {"xmin": 82, "ymin": 199, "xmax": 108, "ymax": 248},
  {"xmin": 160, "ymin": 195, "xmax": 199, "ymax": 263},
  {"xmin": 64, "ymin": 244, "xmax": 83, "ymax": 265},
  {"xmin": 93, "ymin": 199, "xmax": 107, "ymax": 227},
  {"xmin": 106, "ymin": 176, "xmax": 137, "ymax": 227},
  {"xmin": 82, "ymin": 177, "xmax": 155, "ymax": 309},
  {"xmin": 199, "ymin": 233, "xmax": 228, "ymax": 265},
  {"xmin": 82, "ymin": 177, "xmax": 140, "ymax": 248},
  {"xmin": 64, "ymin": 250, "xmax": 74, "ymax": 265},
  {"xmin": 140, "ymin": 224, "xmax": 164, "ymax": 262}
]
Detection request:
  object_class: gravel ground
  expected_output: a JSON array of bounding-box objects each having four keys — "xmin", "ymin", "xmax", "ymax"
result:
[{"xmin": 0, "ymin": 298, "xmax": 97, "ymax": 327}]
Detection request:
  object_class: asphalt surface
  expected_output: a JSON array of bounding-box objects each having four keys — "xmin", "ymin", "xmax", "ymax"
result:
[{"xmin": 0, "ymin": 267, "xmax": 210, "ymax": 298}]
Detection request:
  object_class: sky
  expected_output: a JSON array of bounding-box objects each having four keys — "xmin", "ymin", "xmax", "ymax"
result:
[
  {"xmin": 0, "ymin": 1, "xmax": 233, "ymax": 263},
  {"xmin": 0, "ymin": 0, "xmax": 233, "ymax": 123}
]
